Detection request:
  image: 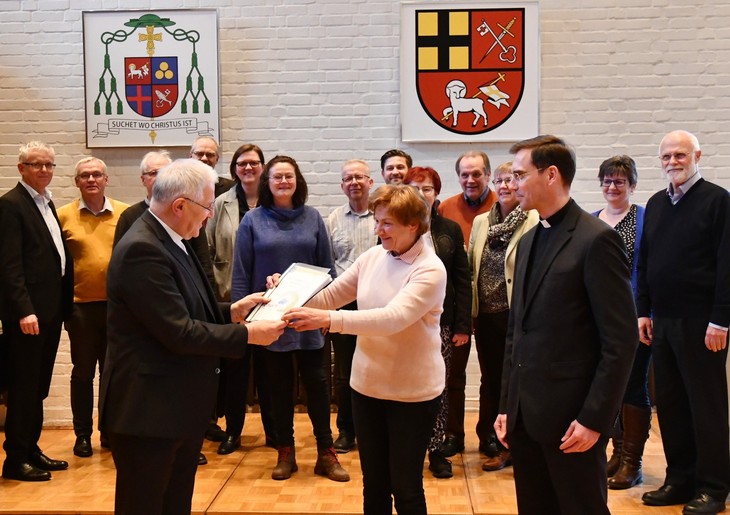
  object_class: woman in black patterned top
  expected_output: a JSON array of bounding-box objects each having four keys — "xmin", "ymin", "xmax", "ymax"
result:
[{"xmin": 593, "ymin": 155, "xmax": 650, "ymax": 491}]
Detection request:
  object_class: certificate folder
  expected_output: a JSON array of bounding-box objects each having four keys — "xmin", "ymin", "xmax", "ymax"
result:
[{"xmin": 245, "ymin": 262, "xmax": 332, "ymax": 322}]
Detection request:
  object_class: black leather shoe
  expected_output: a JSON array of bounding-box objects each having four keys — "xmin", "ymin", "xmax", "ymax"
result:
[
  {"xmin": 439, "ymin": 435, "xmax": 464, "ymax": 457},
  {"xmin": 333, "ymin": 433, "xmax": 356, "ymax": 454},
  {"xmin": 197, "ymin": 452, "xmax": 208, "ymax": 466},
  {"xmin": 73, "ymin": 436, "xmax": 93, "ymax": 457},
  {"xmin": 642, "ymin": 484, "xmax": 694, "ymax": 506},
  {"xmin": 428, "ymin": 450, "xmax": 453, "ymax": 478},
  {"xmin": 205, "ymin": 422, "xmax": 227, "ymax": 442},
  {"xmin": 2, "ymin": 461, "xmax": 51, "ymax": 481},
  {"xmin": 217, "ymin": 435, "xmax": 242, "ymax": 455},
  {"xmin": 682, "ymin": 493, "xmax": 726, "ymax": 515},
  {"xmin": 29, "ymin": 452, "xmax": 68, "ymax": 471}
]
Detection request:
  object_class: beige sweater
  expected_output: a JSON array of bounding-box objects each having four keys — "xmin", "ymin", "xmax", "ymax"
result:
[{"xmin": 308, "ymin": 237, "xmax": 447, "ymax": 402}]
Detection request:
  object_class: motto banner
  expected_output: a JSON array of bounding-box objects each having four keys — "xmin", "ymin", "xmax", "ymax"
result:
[
  {"xmin": 83, "ymin": 10, "xmax": 220, "ymax": 148},
  {"xmin": 401, "ymin": 2, "xmax": 539, "ymax": 142}
]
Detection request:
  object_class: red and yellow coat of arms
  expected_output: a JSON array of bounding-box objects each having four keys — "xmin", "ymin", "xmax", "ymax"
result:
[{"xmin": 415, "ymin": 8, "xmax": 525, "ymax": 135}]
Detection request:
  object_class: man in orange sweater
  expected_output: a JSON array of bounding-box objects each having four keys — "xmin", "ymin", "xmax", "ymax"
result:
[
  {"xmin": 58, "ymin": 157, "xmax": 128, "ymax": 459},
  {"xmin": 437, "ymin": 150, "xmax": 497, "ymax": 457}
]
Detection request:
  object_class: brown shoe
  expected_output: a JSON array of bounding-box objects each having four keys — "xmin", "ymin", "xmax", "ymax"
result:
[
  {"xmin": 314, "ymin": 447, "xmax": 350, "ymax": 482},
  {"xmin": 272, "ymin": 446, "xmax": 297, "ymax": 480},
  {"xmin": 482, "ymin": 450, "xmax": 512, "ymax": 471}
]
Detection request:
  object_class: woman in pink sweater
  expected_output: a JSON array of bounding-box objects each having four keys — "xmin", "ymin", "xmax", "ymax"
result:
[{"xmin": 284, "ymin": 185, "xmax": 447, "ymax": 514}]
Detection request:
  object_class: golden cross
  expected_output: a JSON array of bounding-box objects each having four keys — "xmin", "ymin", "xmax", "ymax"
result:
[{"xmin": 139, "ymin": 26, "xmax": 162, "ymax": 57}]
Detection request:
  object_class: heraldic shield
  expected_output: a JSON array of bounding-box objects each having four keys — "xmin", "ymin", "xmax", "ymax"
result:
[
  {"xmin": 415, "ymin": 9, "xmax": 525, "ymax": 136},
  {"xmin": 125, "ymin": 56, "xmax": 179, "ymax": 117}
]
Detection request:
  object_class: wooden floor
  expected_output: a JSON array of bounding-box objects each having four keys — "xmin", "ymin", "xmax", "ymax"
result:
[{"xmin": 0, "ymin": 412, "xmax": 698, "ymax": 514}]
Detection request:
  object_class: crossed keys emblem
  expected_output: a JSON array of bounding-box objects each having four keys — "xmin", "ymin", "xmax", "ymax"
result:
[{"xmin": 477, "ymin": 17, "xmax": 517, "ymax": 64}]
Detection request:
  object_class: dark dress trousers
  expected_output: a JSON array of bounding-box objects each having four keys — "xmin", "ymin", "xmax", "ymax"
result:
[
  {"xmin": 0, "ymin": 183, "xmax": 73, "ymax": 466},
  {"xmin": 500, "ymin": 200, "xmax": 638, "ymax": 515},
  {"xmin": 100, "ymin": 210, "xmax": 249, "ymax": 515}
]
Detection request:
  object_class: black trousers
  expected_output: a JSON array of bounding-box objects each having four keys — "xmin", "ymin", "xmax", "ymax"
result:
[
  {"xmin": 444, "ymin": 339, "xmax": 470, "ymax": 441},
  {"xmin": 220, "ymin": 345, "xmax": 275, "ymax": 438},
  {"xmin": 474, "ymin": 310, "xmax": 509, "ymax": 450},
  {"xmin": 652, "ymin": 316, "xmax": 730, "ymax": 501},
  {"xmin": 65, "ymin": 301, "xmax": 108, "ymax": 437},
  {"xmin": 352, "ymin": 390, "xmax": 440, "ymax": 515},
  {"xmin": 330, "ymin": 300, "xmax": 357, "ymax": 436},
  {"xmin": 109, "ymin": 432, "xmax": 201, "ymax": 515},
  {"xmin": 2, "ymin": 317, "xmax": 62, "ymax": 465},
  {"xmin": 510, "ymin": 413, "xmax": 610, "ymax": 515},
  {"xmin": 263, "ymin": 347, "xmax": 333, "ymax": 448}
]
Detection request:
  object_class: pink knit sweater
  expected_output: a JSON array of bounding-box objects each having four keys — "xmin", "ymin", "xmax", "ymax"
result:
[{"xmin": 308, "ymin": 238, "xmax": 447, "ymax": 402}]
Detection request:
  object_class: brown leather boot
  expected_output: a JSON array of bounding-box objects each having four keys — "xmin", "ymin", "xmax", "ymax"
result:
[
  {"xmin": 314, "ymin": 447, "xmax": 350, "ymax": 482},
  {"xmin": 608, "ymin": 404, "xmax": 651, "ymax": 490},
  {"xmin": 607, "ymin": 417, "xmax": 623, "ymax": 477},
  {"xmin": 271, "ymin": 446, "xmax": 297, "ymax": 480}
]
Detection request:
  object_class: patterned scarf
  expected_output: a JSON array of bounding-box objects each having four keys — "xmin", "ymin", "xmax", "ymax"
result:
[{"xmin": 486, "ymin": 203, "xmax": 528, "ymax": 250}]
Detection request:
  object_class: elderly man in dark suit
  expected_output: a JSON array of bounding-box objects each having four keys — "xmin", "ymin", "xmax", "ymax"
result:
[
  {"xmin": 99, "ymin": 158, "xmax": 285, "ymax": 515},
  {"xmin": 494, "ymin": 135, "xmax": 638, "ymax": 515},
  {"xmin": 0, "ymin": 141, "xmax": 74, "ymax": 481}
]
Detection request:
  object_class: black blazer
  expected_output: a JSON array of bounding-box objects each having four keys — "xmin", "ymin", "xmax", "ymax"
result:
[
  {"xmin": 99, "ymin": 210, "xmax": 248, "ymax": 440},
  {"xmin": 430, "ymin": 212, "xmax": 472, "ymax": 334},
  {"xmin": 0, "ymin": 183, "xmax": 73, "ymax": 323},
  {"xmin": 500, "ymin": 200, "xmax": 638, "ymax": 444}
]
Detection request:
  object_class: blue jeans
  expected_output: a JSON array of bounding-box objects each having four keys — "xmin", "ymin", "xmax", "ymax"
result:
[{"xmin": 352, "ymin": 390, "xmax": 440, "ymax": 515}]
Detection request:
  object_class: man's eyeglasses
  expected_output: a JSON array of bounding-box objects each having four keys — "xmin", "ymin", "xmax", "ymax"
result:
[
  {"xmin": 601, "ymin": 178, "xmax": 628, "ymax": 188},
  {"xmin": 182, "ymin": 197, "xmax": 214, "ymax": 213},
  {"xmin": 512, "ymin": 167, "xmax": 547, "ymax": 183},
  {"xmin": 23, "ymin": 162, "xmax": 56, "ymax": 171},
  {"xmin": 342, "ymin": 174, "xmax": 370, "ymax": 184},
  {"xmin": 142, "ymin": 169, "xmax": 159, "ymax": 178},
  {"xmin": 493, "ymin": 177, "xmax": 513, "ymax": 186},
  {"xmin": 191, "ymin": 151, "xmax": 217, "ymax": 160},
  {"xmin": 236, "ymin": 160, "xmax": 262, "ymax": 169},
  {"xmin": 77, "ymin": 172, "xmax": 106, "ymax": 181},
  {"xmin": 660, "ymin": 152, "xmax": 688, "ymax": 164}
]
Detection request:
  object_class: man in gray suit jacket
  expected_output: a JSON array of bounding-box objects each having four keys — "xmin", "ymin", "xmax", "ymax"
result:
[
  {"xmin": 100, "ymin": 159, "xmax": 285, "ymax": 515},
  {"xmin": 494, "ymin": 135, "xmax": 638, "ymax": 515}
]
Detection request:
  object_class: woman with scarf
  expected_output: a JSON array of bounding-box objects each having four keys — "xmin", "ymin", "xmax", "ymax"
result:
[{"xmin": 468, "ymin": 161, "xmax": 538, "ymax": 472}]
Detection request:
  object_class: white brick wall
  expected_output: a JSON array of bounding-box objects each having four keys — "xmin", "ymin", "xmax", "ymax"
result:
[{"xmin": 1, "ymin": 0, "xmax": 729, "ymax": 426}]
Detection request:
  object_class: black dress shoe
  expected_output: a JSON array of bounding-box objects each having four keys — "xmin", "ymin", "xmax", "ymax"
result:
[
  {"xmin": 682, "ymin": 493, "xmax": 726, "ymax": 515},
  {"xmin": 642, "ymin": 484, "xmax": 694, "ymax": 506},
  {"xmin": 205, "ymin": 422, "xmax": 227, "ymax": 442},
  {"xmin": 197, "ymin": 452, "xmax": 208, "ymax": 466},
  {"xmin": 217, "ymin": 435, "xmax": 242, "ymax": 455},
  {"xmin": 73, "ymin": 436, "xmax": 93, "ymax": 457},
  {"xmin": 428, "ymin": 450, "xmax": 453, "ymax": 479},
  {"xmin": 29, "ymin": 452, "xmax": 68, "ymax": 471},
  {"xmin": 333, "ymin": 433, "xmax": 356, "ymax": 454},
  {"xmin": 2, "ymin": 461, "xmax": 51, "ymax": 481},
  {"xmin": 439, "ymin": 435, "xmax": 464, "ymax": 457}
]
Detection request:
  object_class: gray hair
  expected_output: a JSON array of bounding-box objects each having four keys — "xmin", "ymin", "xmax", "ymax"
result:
[
  {"xmin": 190, "ymin": 136, "xmax": 220, "ymax": 156},
  {"xmin": 74, "ymin": 156, "xmax": 107, "ymax": 176},
  {"xmin": 152, "ymin": 159, "xmax": 218, "ymax": 204},
  {"xmin": 19, "ymin": 141, "xmax": 54, "ymax": 163},
  {"xmin": 139, "ymin": 150, "xmax": 172, "ymax": 175},
  {"xmin": 342, "ymin": 159, "xmax": 370, "ymax": 174}
]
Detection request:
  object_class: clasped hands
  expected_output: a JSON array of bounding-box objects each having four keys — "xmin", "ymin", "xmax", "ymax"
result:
[{"xmin": 494, "ymin": 414, "xmax": 600, "ymax": 453}]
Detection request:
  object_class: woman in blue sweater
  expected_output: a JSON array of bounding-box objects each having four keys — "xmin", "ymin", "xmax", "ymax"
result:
[
  {"xmin": 593, "ymin": 155, "xmax": 650, "ymax": 490},
  {"xmin": 231, "ymin": 155, "xmax": 348, "ymax": 482}
]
